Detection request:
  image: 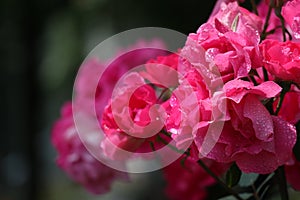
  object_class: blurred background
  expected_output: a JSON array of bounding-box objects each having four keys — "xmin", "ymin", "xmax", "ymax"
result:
[{"xmin": 1, "ymin": 0, "xmax": 273, "ymax": 199}]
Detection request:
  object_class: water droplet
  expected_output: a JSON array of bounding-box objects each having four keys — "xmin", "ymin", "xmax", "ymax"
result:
[
  {"xmin": 205, "ymin": 48, "xmax": 219, "ymax": 63},
  {"xmin": 169, "ymin": 128, "xmax": 178, "ymax": 135},
  {"xmin": 282, "ymin": 47, "xmax": 291, "ymax": 56},
  {"xmin": 292, "ymin": 15, "xmax": 300, "ymax": 39}
]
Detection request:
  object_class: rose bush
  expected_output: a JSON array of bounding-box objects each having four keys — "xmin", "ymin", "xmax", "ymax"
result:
[{"xmin": 52, "ymin": 0, "xmax": 300, "ymax": 199}]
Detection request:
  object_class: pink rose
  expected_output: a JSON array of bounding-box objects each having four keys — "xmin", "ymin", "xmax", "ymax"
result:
[
  {"xmin": 282, "ymin": 0, "xmax": 300, "ymax": 39},
  {"xmin": 101, "ymin": 72, "xmax": 168, "ymax": 159},
  {"xmin": 260, "ymin": 39, "xmax": 300, "ymax": 85},
  {"xmin": 181, "ymin": 2, "xmax": 262, "ymax": 82},
  {"xmin": 194, "ymin": 80, "xmax": 297, "ymax": 174},
  {"xmin": 51, "ymin": 102, "xmax": 128, "ymax": 194}
]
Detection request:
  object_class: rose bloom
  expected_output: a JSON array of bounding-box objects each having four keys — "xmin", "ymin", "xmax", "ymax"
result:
[
  {"xmin": 194, "ymin": 80, "xmax": 297, "ymax": 174},
  {"xmin": 100, "ymin": 50, "xmax": 182, "ymax": 160},
  {"xmin": 181, "ymin": 2, "xmax": 262, "ymax": 84},
  {"xmin": 260, "ymin": 39, "xmax": 300, "ymax": 85},
  {"xmin": 52, "ymin": 102, "xmax": 128, "ymax": 194},
  {"xmin": 101, "ymin": 72, "xmax": 170, "ymax": 160}
]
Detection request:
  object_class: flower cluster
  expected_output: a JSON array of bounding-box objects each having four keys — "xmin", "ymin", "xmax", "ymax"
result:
[
  {"xmin": 52, "ymin": 40, "xmax": 167, "ymax": 194},
  {"xmin": 52, "ymin": 0, "xmax": 300, "ymax": 199}
]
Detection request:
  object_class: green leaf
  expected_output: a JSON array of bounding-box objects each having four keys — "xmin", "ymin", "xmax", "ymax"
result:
[
  {"xmin": 226, "ymin": 163, "xmax": 242, "ymax": 188},
  {"xmin": 239, "ymin": 172, "xmax": 259, "ymax": 187}
]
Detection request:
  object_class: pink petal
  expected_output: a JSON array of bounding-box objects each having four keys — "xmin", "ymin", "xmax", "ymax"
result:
[
  {"xmin": 253, "ymin": 81, "xmax": 282, "ymax": 98},
  {"xmin": 243, "ymin": 95, "xmax": 274, "ymax": 141},
  {"xmin": 235, "ymin": 150, "xmax": 278, "ymax": 174},
  {"xmin": 272, "ymin": 116, "xmax": 297, "ymax": 165}
]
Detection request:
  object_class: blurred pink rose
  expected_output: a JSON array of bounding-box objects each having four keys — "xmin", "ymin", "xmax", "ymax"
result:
[
  {"xmin": 52, "ymin": 40, "xmax": 168, "ymax": 193},
  {"xmin": 52, "ymin": 102, "xmax": 128, "ymax": 194},
  {"xmin": 260, "ymin": 39, "xmax": 300, "ymax": 85}
]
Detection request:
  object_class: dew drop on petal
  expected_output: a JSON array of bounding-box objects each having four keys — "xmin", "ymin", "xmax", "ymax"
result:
[
  {"xmin": 292, "ymin": 15, "xmax": 300, "ymax": 39},
  {"xmin": 205, "ymin": 48, "xmax": 219, "ymax": 63}
]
